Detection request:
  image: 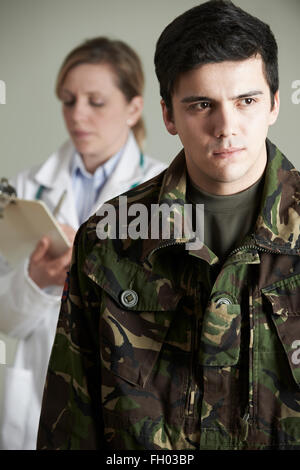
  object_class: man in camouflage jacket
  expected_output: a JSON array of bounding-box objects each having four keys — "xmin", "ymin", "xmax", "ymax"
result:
[{"xmin": 37, "ymin": 1, "xmax": 300, "ymax": 450}]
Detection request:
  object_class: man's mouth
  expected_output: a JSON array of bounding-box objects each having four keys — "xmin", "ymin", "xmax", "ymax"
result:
[{"xmin": 212, "ymin": 147, "xmax": 245, "ymax": 158}]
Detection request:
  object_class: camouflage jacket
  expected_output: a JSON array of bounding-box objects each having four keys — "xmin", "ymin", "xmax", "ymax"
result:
[{"xmin": 37, "ymin": 139, "xmax": 300, "ymax": 450}]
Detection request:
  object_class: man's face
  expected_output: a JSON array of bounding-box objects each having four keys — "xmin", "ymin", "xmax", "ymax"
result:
[{"xmin": 162, "ymin": 56, "xmax": 280, "ymax": 195}]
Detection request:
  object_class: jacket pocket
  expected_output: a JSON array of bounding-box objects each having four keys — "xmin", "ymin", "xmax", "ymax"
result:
[
  {"xmin": 262, "ymin": 276, "xmax": 300, "ymax": 389},
  {"xmin": 100, "ymin": 292, "xmax": 174, "ymax": 387},
  {"xmin": 198, "ymin": 298, "xmax": 241, "ymax": 366},
  {"xmin": 85, "ymin": 247, "xmax": 183, "ymax": 388}
]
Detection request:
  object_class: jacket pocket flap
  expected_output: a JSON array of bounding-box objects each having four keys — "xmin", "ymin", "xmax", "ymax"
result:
[
  {"xmin": 262, "ymin": 274, "xmax": 300, "ymax": 316},
  {"xmin": 84, "ymin": 246, "xmax": 183, "ymax": 312},
  {"xmin": 262, "ymin": 279, "xmax": 300, "ymax": 388},
  {"xmin": 198, "ymin": 301, "xmax": 241, "ymax": 366}
]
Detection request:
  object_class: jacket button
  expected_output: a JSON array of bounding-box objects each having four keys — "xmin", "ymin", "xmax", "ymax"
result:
[
  {"xmin": 120, "ymin": 289, "xmax": 138, "ymax": 308},
  {"xmin": 215, "ymin": 297, "xmax": 232, "ymax": 307}
]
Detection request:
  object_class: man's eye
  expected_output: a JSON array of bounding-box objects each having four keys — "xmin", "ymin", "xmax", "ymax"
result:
[
  {"xmin": 190, "ymin": 101, "xmax": 211, "ymax": 111},
  {"xmin": 242, "ymin": 97, "xmax": 255, "ymax": 105},
  {"xmin": 199, "ymin": 102, "xmax": 210, "ymax": 109}
]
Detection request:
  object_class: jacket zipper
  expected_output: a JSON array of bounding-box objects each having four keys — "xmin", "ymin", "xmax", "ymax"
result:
[
  {"xmin": 186, "ymin": 313, "xmax": 199, "ymax": 417},
  {"xmin": 229, "ymin": 239, "xmax": 277, "ymax": 437},
  {"xmin": 149, "ymin": 237, "xmax": 278, "ymax": 263},
  {"xmin": 148, "ymin": 239, "xmax": 198, "ymax": 417},
  {"xmin": 228, "ymin": 243, "xmax": 277, "ymax": 257},
  {"xmin": 149, "ymin": 238, "xmax": 279, "ymax": 429},
  {"xmin": 230, "ymin": 240, "xmax": 277, "ymax": 436}
]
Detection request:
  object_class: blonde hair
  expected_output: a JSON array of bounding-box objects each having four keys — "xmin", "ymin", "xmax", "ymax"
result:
[{"xmin": 56, "ymin": 37, "xmax": 146, "ymax": 149}]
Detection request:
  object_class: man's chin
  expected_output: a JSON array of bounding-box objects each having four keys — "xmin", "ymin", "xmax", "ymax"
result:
[{"xmin": 209, "ymin": 167, "xmax": 247, "ymax": 184}]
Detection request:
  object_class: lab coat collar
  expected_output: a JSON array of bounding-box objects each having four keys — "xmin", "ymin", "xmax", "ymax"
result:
[
  {"xmin": 32, "ymin": 140, "xmax": 79, "ymax": 227},
  {"xmin": 33, "ymin": 132, "xmax": 141, "ymax": 193},
  {"xmin": 91, "ymin": 132, "xmax": 143, "ymax": 212},
  {"xmin": 33, "ymin": 140, "xmax": 74, "ymax": 190},
  {"xmin": 107, "ymin": 131, "xmax": 142, "ymax": 184},
  {"xmin": 31, "ymin": 132, "xmax": 144, "ymax": 227}
]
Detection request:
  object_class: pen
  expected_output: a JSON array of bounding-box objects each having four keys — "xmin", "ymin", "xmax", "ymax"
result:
[{"xmin": 53, "ymin": 190, "xmax": 67, "ymax": 218}]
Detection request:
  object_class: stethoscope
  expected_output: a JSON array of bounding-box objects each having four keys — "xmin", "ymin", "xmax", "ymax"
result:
[
  {"xmin": 128, "ymin": 151, "xmax": 144, "ymax": 189},
  {"xmin": 35, "ymin": 184, "xmax": 46, "ymax": 200},
  {"xmin": 34, "ymin": 151, "xmax": 145, "ymax": 202},
  {"xmin": 35, "ymin": 184, "xmax": 67, "ymax": 218}
]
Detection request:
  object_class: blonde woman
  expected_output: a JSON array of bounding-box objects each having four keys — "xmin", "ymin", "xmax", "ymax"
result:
[{"xmin": 0, "ymin": 37, "xmax": 165, "ymax": 450}]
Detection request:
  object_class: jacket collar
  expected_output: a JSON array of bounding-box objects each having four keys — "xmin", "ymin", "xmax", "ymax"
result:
[
  {"xmin": 254, "ymin": 139, "xmax": 300, "ymax": 255},
  {"xmin": 143, "ymin": 149, "xmax": 218, "ymax": 265},
  {"xmin": 143, "ymin": 139, "xmax": 300, "ymax": 263}
]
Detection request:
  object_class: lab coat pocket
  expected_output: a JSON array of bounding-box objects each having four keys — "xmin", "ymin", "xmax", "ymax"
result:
[
  {"xmin": 262, "ymin": 278, "xmax": 300, "ymax": 389},
  {"xmin": 198, "ymin": 300, "xmax": 241, "ymax": 366},
  {"xmin": 0, "ymin": 366, "xmax": 33, "ymax": 449}
]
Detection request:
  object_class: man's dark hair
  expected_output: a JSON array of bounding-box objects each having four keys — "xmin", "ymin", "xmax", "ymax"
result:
[{"xmin": 154, "ymin": 0, "xmax": 278, "ymax": 110}]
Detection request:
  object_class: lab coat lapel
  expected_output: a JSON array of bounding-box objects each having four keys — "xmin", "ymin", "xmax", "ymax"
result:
[
  {"xmin": 32, "ymin": 134, "xmax": 143, "ymax": 227},
  {"xmin": 33, "ymin": 141, "xmax": 79, "ymax": 229},
  {"xmin": 92, "ymin": 133, "xmax": 142, "ymax": 214}
]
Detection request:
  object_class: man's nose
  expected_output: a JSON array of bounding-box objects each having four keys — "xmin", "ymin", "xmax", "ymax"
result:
[{"xmin": 213, "ymin": 104, "xmax": 237, "ymax": 138}]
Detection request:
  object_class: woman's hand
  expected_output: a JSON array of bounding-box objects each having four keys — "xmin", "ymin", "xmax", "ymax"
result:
[{"xmin": 28, "ymin": 224, "xmax": 76, "ymax": 289}]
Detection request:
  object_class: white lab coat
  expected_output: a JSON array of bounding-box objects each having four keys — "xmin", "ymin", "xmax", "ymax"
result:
[{"xmin": 0, "ymin": 132, "xmax": 166, "ymax": 450}]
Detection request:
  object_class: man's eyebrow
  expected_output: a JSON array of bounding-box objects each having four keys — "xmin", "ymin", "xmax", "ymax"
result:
[
  {"xmin": 180, "ymin": 90, "xmax": 264, "ymax": 103},
  {"xmin": 181, "ymin": 95, "xmax": 210, "ymax": 103},
  {"xmin": 233, "ymin": 90, "xmax": 264, "ymax": 99}
]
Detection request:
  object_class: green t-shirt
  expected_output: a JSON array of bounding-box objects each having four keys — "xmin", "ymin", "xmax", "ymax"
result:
[{"xmin": 187, "ymin": 175, "xmax": 264, "ymax": 262}]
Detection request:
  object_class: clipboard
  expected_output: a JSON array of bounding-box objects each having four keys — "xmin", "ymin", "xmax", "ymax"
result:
[{"xmin": 0, "ymin": 198, "xmax": 71, "ymax": 267}]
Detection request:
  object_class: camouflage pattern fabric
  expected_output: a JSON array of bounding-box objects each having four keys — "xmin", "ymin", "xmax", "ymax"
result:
[{"xmin": 37, "ymin": 139, "xmax": 300, "ymax": 450}]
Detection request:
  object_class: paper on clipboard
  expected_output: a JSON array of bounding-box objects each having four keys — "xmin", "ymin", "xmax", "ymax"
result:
[{"xmin": 0, "ymin": 198, "xmax": 71, "ymax": 267}]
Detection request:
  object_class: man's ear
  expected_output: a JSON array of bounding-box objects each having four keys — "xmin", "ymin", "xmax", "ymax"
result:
[
  {"xmin": 161, "ymin": 99, "xmax": 178, "ymax": 135},
  {"xmin": 269, "ymin": 90, "xmax": 280, "ymax": 126}
]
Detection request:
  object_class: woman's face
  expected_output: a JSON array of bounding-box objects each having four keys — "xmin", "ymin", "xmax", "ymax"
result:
[{"xmin": 61, "ymin": 63, "xmax": 142, "ymax": 172}]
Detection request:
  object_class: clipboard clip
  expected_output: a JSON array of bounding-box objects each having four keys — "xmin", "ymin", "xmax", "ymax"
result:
[{"xmin": 0, "ymin": 178, "xmax": 17, "ymax": 218}]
